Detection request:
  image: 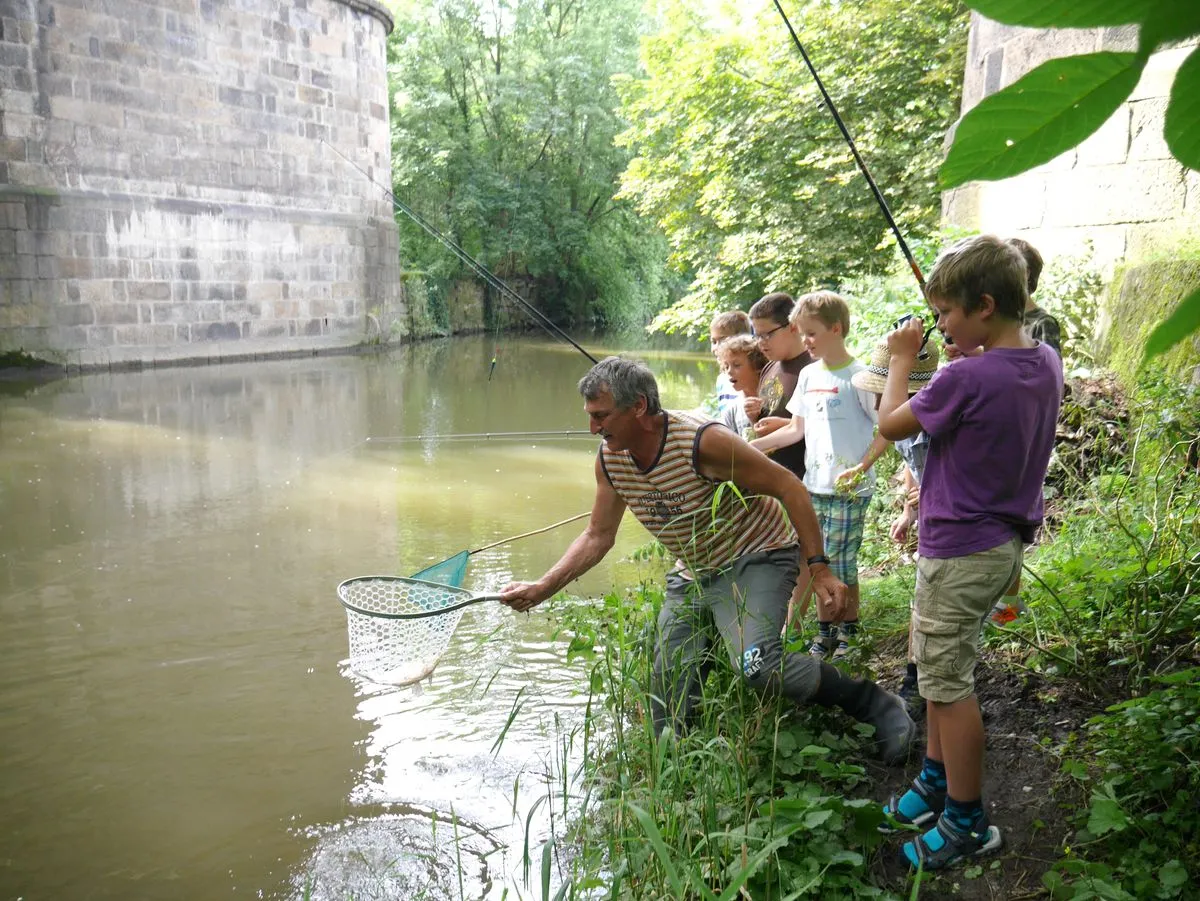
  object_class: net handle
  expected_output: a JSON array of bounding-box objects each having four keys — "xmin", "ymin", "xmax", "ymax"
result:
[{"xmin": 470, "ymin": 511, "xmax": 589, "ymax": 554}]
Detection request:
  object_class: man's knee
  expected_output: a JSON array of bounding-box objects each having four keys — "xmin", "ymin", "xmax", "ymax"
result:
[{"xmin": 736, "ymin": 639, "xmax": 782, "ymax": 691}]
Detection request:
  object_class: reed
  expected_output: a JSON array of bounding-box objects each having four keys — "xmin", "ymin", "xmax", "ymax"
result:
[{"xmin": 541, "ymin": 583, "xmax": 908, "ymax": 900}]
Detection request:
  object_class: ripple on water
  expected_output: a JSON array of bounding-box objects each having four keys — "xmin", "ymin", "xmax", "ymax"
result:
[{"xmin": 292, "ymin": 807, "xmax": 500, "ymax": 901}]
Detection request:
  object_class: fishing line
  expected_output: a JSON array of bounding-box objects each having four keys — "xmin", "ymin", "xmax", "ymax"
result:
[
  {"xmin": 321, "ymin": 141, "xmax": 599, "ymax": 365},
  {"xmin": 365, "ymin": 430, "xmax": 591, "ymax": 443},
  {"xmin": 770, "ymin": 0, "xmax": 927, "ymax": 293}
]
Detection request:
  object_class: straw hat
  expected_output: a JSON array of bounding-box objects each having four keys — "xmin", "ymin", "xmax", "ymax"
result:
[{"xmin": 851, "ymin": 338, "xmax": 940, "ymax": 394}]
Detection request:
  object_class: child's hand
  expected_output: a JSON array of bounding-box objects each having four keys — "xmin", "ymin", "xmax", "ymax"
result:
[
  {"xmin": 944, "ymin": 343, "xmax": 983, "ymax": 362},
  {"xmin": 890, "ymin": 507, "xmax": 915, "ymax": 543},
  {"xmin": 886, "ymin": 317, "xmax": 924, "ymax": 362},
  {"xmin": 835, "ymin": 465, "xmax": 865, "ymax": 495},
  {"xmin": 753, "ymin": 416, "xmax": 787, "ymax": 436},
  {"xmin": 744, "ymin": 395, "xmax": 764, "ymax": 420},
  {"xmin": 906, "ymin": 486, "xmax": 920, "ymax": 508}
]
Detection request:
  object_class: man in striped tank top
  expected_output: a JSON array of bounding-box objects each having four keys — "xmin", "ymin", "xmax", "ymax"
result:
[{"xmin": 499, "ymin": 357, "xmax": 916, "ymax": 764}]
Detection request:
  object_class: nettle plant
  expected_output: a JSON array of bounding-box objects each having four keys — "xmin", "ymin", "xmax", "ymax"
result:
[{"xmin": 941, "ymin": 0, "xmax": 1200, "ymax": 365}]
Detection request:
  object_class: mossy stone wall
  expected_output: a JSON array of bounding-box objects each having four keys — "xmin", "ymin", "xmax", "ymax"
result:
[{"xmin": 1097, "ymin": 260, "xmax": 1200, "ymax": 388}]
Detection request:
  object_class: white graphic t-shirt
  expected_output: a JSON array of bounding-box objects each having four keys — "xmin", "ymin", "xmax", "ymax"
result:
[{"xmin": 785, "ymin": 359, "xmax": 879, "ymax": 497}]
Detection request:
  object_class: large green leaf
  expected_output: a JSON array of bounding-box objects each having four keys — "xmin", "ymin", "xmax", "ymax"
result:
[
  {"xmin": 1142, "ymin": 286, "xmax": 1200, "ymax": 363},
  {"xmin": 966, "ymin": 0, "xmax": 1155, "ymax": 28},
  {"xmin": 940, "ymin": 52, "xmax": 1144, "ymax": 188},
  {"xmin": 1139, "ymin": 1, "xmax": 1200, "ymax": 49},
  {"xmin": 1158, "ymin": 860, "xmax": 1189, "ymax": 893},
  {"xmin": 1164, "ymin": 45, "xmax": 1200, "ymax": 172},
  {"xmin": 1087, "ymin": 794, "xmax": 1129, "ymax": 835}
]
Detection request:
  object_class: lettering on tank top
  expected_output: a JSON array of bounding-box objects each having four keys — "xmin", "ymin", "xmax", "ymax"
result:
[{"xmin": 599, "ymin": 411, "xmax": 795, "ymax": 575}]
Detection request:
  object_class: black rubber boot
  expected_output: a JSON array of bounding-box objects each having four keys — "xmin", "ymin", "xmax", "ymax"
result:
[{"xmin": 811, "ymin": 662, "xmax": 916, "ymax": 765}]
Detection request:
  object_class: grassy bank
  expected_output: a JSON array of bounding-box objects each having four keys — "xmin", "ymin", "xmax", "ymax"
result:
[{"xmin": 545, "ymin": 372, "xmax": 1199, "ymax": 900}]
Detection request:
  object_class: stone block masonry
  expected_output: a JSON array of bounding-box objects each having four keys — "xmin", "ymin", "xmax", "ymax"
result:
[
  {"xmin": 943, "ymin": 16, "xmax": 1199, "ymax": 271},
  {"xmin": 0, "ymin": 0, "xmax": 404, "ymax": 370}
]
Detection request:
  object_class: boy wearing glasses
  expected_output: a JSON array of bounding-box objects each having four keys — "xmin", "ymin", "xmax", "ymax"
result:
[
  {"xmin": 875, "ymin": 235, "xmax": 1062, "ymax": 870},
  {"xmin": 745, "ymin": 293, "xmax": 812, "ymax": 478},
  {"xmin": 746, "ymin": 293, "xmax": 814, "ymax": 629}
]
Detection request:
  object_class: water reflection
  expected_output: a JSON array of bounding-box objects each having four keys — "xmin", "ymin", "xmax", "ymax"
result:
[{"xmin": 0, "ymin": 335, "xmax": 707, "ymax": 900}]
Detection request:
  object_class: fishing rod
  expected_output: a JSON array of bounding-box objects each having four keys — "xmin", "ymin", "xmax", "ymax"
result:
[
  {"xmin": 321, "ymin": 140, "xmax": 599, "ymax": 365},
  {"xmin": 366, "ymin": 430, "xmax": 591, "ymax": 443},
  {"xmin": 771, "ymin": 0, "xmax": 926, "ymax": 294}
]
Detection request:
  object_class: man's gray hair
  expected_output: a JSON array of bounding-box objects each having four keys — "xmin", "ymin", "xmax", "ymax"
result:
[{"xmin": 577, "ymin": 355, "xmax": 662, "ymax": 414}]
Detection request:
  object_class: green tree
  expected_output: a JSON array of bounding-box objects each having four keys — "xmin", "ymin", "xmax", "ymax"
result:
[
  {"xmin": 616, "ymin": 0, "xmax": 968, "ymax": 336},
  {"xmin": 939, "ymin": 0, "xmax": 1200, "ymax": 363},
  {"xmin": 387, "ymin": 0, "xmax": 671, "ymax": 329}
]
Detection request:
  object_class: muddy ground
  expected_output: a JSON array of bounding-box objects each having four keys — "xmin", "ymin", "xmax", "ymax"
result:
[{"xmin": 863, "ymin": 647, "xmax": 1113, "ymax": 900}]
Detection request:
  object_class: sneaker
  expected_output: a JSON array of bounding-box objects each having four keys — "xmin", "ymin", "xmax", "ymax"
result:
[
  {"xmin": 902, "ymin": 812, "xmax": 1003, "ymax": 870},
  {"xmin": 808, "ymin": 635, "xmax": 832, "ymax": 659},
  {"xmin": 832, "ymin": 625, "xmax": 855, "ymax": 660},
  {"xmin": 989, "ymin": 597, "xmax": 1027, "ymax": 627}
]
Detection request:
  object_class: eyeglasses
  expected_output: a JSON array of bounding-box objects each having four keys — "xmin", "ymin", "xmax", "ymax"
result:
[{"xmin": 752, "ymin": 323, "xmax": 787, "ymax": 341}]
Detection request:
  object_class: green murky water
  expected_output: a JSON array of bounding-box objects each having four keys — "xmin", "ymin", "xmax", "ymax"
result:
[{"xmin": 0, "ymin": 335, "xmax": 714, "ymax": 900}]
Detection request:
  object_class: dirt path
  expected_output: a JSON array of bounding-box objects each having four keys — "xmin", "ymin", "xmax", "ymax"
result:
[{"xmin": 866, "ymin": 656, "xmax": 1110, "ymax": 899}]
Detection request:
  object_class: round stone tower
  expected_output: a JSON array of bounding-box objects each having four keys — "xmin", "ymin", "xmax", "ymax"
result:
[{"xmin": 0, "ymin": 0, "xmax": 403, "ymax": 369}]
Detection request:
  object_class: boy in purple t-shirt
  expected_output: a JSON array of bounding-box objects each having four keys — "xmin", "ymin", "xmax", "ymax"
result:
[{"xmin": 874, "ymin": 235, "xmax": 1063, "ymax": 870}]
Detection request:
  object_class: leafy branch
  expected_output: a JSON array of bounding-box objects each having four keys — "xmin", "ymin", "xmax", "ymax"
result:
[{"xmin": 941, "ymin": 0, "xmax": 1200, "ymax": 364}]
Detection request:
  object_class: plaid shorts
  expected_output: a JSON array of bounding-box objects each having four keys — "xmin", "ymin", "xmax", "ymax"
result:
[{"xmin": 810, "ymin": 493, "xmax": 870, "ymax": 585}]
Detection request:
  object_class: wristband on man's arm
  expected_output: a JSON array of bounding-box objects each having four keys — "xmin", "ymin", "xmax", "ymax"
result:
[{"xmin": 806, "ymin": 554, "xmax": 831, "ymax": 567}]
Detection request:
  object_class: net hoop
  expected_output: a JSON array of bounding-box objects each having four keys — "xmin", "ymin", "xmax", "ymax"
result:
[
  {"xmin": 336, "ymin": 575, "xmax": 476, "ymax": 619},
  {"xmin": 336, "ymin": 575, "xmax": 493, "ymax": 687}
]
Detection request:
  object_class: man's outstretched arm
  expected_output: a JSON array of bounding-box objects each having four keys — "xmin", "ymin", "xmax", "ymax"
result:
[{"xmin": 499, "ymin": 455, "xmax": 626, "ymax": 612}]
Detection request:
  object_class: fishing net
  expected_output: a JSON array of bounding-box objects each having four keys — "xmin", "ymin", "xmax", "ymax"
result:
[
  {"xmin": 411, "ymin": 550, "xmax": 470, "ymax": 588},
  {"xmin": 337, "ymin": 575, "xmax": 482, "ymax": 686}
]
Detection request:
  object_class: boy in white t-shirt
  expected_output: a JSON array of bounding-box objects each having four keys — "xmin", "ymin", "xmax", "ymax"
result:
[{"xmin": 751, "ymin": 291, "xmax": 890, "ymax": 658}]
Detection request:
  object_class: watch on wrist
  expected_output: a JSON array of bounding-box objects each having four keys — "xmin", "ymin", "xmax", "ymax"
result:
[{"xmin": 806, "ymin": 554, "xmax": 831, "ymax": 567}]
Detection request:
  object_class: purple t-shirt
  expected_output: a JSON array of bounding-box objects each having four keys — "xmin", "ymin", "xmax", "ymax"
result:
[{"xmin": 909, "ymin": 342, "xmax": 1063, "ymax": 558}]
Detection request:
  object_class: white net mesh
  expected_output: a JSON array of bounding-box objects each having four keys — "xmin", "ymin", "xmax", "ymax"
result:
[{"xmin": 337, "ymin": 577, "xmax": 474, "ymax": 686}]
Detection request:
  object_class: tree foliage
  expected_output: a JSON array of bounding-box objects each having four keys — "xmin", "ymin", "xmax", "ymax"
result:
[
  {"xmin": 941, "ymin": 0, "xmax": 1200, "ymax": 364},
  {"xmin": 386, "ymin": 0, "xmax": 672, "ymax": 329},
  {"xmin": 614, "ymin": 0, "xmax": 969, "ymax": 336}
]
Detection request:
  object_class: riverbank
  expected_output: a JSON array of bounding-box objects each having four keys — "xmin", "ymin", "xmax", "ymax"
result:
[{"xmin": 550, "ymin": 372, "xmax": 1199, "ymax": 900}]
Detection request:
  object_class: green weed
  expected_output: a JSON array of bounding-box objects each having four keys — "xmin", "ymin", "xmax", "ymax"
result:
[
  {"xmin": 1049, "ymin": 669, "xmax": 1200, "ymax": 901},
  {"xmin": 552, "ymin": 585, "xmax": 902, "ymax": 900}
]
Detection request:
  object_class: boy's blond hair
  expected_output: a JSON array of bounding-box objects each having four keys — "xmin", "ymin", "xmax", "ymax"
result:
[
  {"xmin": 792, "ymin": 290, "xmax": 851, "ymax": 337},
  {"xmin": 710, "ymin": 310, "xmax": 752, "ymax": 339},
  {"xmin": 716, "ymin": 334, "xmax": 767, "ymax": 371},
  {"xmin": 926, "ymin": 234, "xmax": 1028, "ymax": 320}
]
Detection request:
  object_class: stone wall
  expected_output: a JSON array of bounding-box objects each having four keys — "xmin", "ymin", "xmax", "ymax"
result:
[
  {"xmin": 0, "ymin": 0, "xmax": 403, "ymax": 370},
  {"xmin": 943, "ymin": 15, "xmax": 1200, "ymax": 269},
  {"xmin": 1097, "ymin": 260, "xmax": 1200, "ymax": 388}
]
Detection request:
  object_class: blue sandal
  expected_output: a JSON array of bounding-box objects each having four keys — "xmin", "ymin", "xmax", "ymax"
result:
[
  {"xmin": 880, "ymin": 777, "xmax": 946, "ymax": 834},
  {"xmin": 902, "ymin": 813, "xmax": 1002, "ymax": 870}
]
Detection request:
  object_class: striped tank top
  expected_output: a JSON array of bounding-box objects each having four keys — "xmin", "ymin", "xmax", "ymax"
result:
[{"xmin": 599, "ymin": 410, "xmax": 796, "ymax": 576}]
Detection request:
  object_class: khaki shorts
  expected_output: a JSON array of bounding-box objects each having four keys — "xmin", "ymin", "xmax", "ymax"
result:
[{"xmin": 912, "ymin": 536, "xmax": 1023, "ymax": 703}]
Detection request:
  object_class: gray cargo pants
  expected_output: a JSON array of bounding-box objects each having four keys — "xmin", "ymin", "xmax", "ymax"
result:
[{"xmin": 650, "ymin": 545, "xmax": 823, "ymax": 733}]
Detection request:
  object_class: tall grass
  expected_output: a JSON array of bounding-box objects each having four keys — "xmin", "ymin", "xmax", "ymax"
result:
[{"xmin": 543, "ymin": 587, "xmax": 906, "ymax": 900}]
